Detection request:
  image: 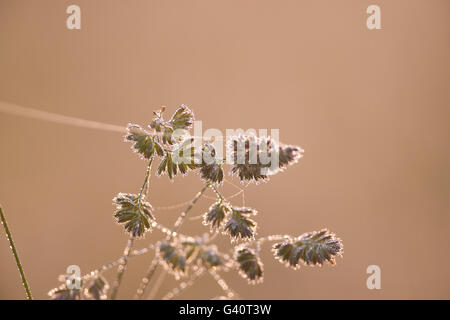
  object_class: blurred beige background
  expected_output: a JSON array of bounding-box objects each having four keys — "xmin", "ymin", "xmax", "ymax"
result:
[{"xmin": 0, "ymin": 0, "xmax": 449, "ymax": 299}]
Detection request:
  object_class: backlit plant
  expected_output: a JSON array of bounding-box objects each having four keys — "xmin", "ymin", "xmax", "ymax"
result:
[{"xmin": 1, "ymin": 105, "xmax": 343, "ymax": 300}]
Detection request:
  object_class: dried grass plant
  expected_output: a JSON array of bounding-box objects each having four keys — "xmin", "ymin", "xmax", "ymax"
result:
[{"xmin": 1, "ymin": 105, "xmax": 343, "ymax": 300}]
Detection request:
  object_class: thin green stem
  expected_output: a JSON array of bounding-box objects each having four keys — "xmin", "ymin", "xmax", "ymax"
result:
[{"xmin": 0, "ymin": 206, "xmax": 33, "ymax": 300}]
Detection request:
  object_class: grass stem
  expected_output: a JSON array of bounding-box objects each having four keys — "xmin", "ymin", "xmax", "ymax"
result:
[
  {"xmin": 0, "ymin": 206, "xmax": 33, "ymax": 300},
  {"xmin": 135, "ymin": 182, "xmax": 210, "ymax": 298},
  {"xmin": 111, "ymin": 157, "xmax": 153, "ymax": 299},
  {"xmin": 110, "ymin": 237, "xmax": 134, "ymax": 299}
]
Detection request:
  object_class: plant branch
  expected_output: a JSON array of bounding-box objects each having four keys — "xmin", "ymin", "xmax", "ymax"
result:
[
  {"xmin": 0, "ymin": 206, "xmax": 33, "ymax": 300},
  {"xmin": 135, "ymin": 255, "xmax": 159, "ymax": 299},
  {"xmin": 146, "ymin": 269, "xmax": 168, "ymax": 300},
  {"xmin": 254, "ymin": 235, "xmax": 287, "ymax": 254},
  {"xmin": 138, "ymin": 157, "xmax": 154, "ymax": 201},
  {"xmin": 110, "ymin": 158, "xmax": 153, "ymax": 299},
  {"xmin": 209, "ymin": 183, "xmax": 225, "ymax": 202},
  {"xmin": 170, "ymin": 183, "xmax": 210, "ymax": 237},
  {"xmin": 162, "ymin": 267, "xmax": 205, "ymax": 300},
  {"xmin": 110, "ymin": 237, "xmax": 134, "ymax": 299},
  {"xmin": 209, "ymin": 269, "xmax": 237, "ymax": 299},
  {"xmin": 135, "ymin": 182, "xmax": 210, "ymax": 299}
]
